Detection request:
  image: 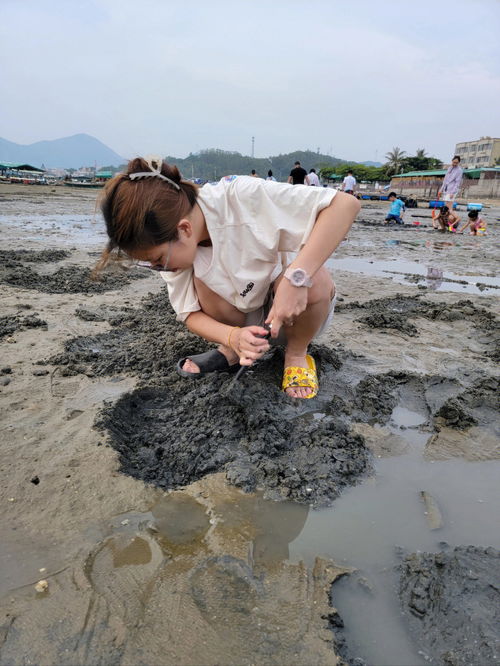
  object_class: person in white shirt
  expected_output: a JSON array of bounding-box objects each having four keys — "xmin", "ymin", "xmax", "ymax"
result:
[
  {"xmin": 97, "ymin": 156, "xmax": 360, "ymax": 399},
  {"xmin": 341, "ymin": 170, "xmax": 356, "ymax": 195},
  {"xmin": 308, "ymin": 169, "xmax": 320, "ymax": 186}
]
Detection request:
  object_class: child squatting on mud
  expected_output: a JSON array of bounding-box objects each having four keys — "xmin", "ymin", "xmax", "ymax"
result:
[{"xmin": 96, "ymin": 157, "xmax": 360, "ymax": 399}]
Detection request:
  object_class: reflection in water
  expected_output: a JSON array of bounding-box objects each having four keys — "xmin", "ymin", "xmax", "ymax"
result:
[
  {"xmin": 426, "ymin": 265, "xmax": 443, "ymax": 290},
  {"xmin": 215, "ymin": 493, "xmax": 309, "ymax": 566},
  {"xmin": 82, "ymin": 487, "xmax": 335, "ymax": 665}
]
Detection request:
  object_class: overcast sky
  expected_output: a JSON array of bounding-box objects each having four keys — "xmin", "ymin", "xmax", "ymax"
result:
[{"xmin": 1, "ymin": 0, "xmax": 499, "ymax": 163}]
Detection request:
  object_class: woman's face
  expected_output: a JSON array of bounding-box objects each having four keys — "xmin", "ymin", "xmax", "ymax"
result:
[{"xmin": 131, "ymin": 231, "xmax": 198, "ymax": 273}]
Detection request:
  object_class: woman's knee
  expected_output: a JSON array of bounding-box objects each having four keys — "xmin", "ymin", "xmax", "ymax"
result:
[{"xmin": 308, "ymin": 267, "xmax": 334, "ymax": 305}]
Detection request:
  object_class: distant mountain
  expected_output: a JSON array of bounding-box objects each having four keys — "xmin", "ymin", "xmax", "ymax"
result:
[
  {"xmin": 165, "ymin": 149, "xmax": 347, "ymax": 182},
  {"xmin": 361, "ymin": 160, "xmax": 382, "ymax": 167},
  {"xmin": 0, "ymin": 133, "xmax": 124, "ymax": 169}
]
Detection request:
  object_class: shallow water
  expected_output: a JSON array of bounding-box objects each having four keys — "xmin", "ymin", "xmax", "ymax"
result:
[
  {"xmin": 329, "ymin": 255, "xmax": 500, "ymax": 295},
  {"xmin": 0, "ymin": 213, "xmax": 106, "ymax": 245},
  {"xmin": 289, "ymin": 441, "xmax": 500, "ymax": 665}
]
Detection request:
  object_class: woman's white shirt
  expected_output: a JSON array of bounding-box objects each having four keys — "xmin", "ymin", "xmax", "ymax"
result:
[{"xmin": 160, "ymin": 177, "xmax": 336, "ymax": 321}]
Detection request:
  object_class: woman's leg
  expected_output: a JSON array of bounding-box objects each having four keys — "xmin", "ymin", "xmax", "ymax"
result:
[
  {"xmin": 275, "ymin": 267, "xmax": 334, "ymax": 398},
  {"xmin": 181, "ymin": 277, "xmax": 245, "ymax": 373}
]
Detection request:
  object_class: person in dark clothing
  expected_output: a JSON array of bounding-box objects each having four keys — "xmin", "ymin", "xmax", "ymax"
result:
[{"xmin": 287, "ymin": 161, "xmax": 309, "ymax": 185}]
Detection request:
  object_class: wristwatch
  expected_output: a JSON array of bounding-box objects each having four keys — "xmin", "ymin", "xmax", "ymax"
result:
[{"xmin": 284, "ymin": 267, "xmax": 313, "ymax": 287}]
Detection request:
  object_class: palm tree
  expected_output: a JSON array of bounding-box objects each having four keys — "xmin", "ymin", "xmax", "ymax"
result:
[
  {"xmin": 384, "ymin": 147, "xmax": 407, "ymax": 175},
  {"xmin": 415, "ymin": 148, "xmax": 428, "ymax": 159}
]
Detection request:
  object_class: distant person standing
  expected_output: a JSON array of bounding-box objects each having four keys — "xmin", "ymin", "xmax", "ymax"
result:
[
  {"xmin": 250, "ymin": 169, "xmax": 259, "ymax": 178},
  {"xmin": 287, "ymin": 161, "xmax": 309, "ymax": 185},
  {"xmin": 266, "ymin": 170, "xmax": 276, "ymax": 181},
  {"xmin": 308, "ymin": 168, "xmax": 320, "ymax": 186},
  {"xmin": 341, "ymin": 170, "xmax": 356, "ymax": 195},
  {"xmin": 439, "ymin": 155, "xmax": 463, "ymax": 205}
]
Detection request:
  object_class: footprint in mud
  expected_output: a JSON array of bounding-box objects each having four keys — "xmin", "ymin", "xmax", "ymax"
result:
[{"xmin": 84, "ymin": 531, "xmax": 165, "ymax": 627}]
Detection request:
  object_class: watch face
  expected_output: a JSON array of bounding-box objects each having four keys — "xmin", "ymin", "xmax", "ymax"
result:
[{"xmin": 291, "ymin": 269, "xmax": 306, "ymax": 286}]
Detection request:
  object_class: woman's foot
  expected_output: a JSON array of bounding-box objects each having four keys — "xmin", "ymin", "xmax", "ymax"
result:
[
  {"xmin": 283, "ymin": 352, "xmax": 316, "ymax": 399},
  {"xmin": 182, "ymin": 344, "xmax": 238, "ymax": 374}
]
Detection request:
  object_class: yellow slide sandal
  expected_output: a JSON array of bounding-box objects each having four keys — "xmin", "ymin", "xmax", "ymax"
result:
[{"xmin": 282, "ymin": 354, "xmax": 318, "ymax": 399}]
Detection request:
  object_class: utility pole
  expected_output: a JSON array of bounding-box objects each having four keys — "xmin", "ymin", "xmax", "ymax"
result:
[{"xmin": 251, "ymin": 136, "xmax": 255, "ymax": 158}]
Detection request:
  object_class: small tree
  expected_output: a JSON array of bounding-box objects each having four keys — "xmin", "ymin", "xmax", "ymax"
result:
[{"xmin": 384, "ymin": 147, "xmax": 407, "ymax": 176}]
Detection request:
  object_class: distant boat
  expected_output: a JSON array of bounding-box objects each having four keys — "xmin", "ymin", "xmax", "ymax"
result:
[{"xmin": 64, "ymin": 180, "xmax": 104, "ymax": 189}]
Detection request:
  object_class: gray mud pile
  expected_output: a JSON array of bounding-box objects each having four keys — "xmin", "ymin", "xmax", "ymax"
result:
[
  {"xmin": 49, "ymin": 289, "xmax": 379, "ymax": 505},
  {"xmin": 0, "ymin": 313, "xmax": 47, "ymax": 339},
  {"xmin": 399, "ymin": 545, "xmax": 500, "ymax": 666},
  {"xmin": 434, "ymin": 376, "xmax": 499, "ymax": 430},
  {"xmin": 0, "ymin": 249, "xmax": 149, "ymax": 294},
  {"xmin": 0, "ymin": 249, "xmax": 70, "ymax": 264},
  {"xmin": 340, "ymin": 294, "xmax": 500, "ymax": 361}
]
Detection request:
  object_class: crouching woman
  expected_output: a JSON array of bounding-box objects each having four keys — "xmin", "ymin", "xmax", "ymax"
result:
[{"xmin": 96, "ymin": 157, "xmax": 360, "ymax": 399}]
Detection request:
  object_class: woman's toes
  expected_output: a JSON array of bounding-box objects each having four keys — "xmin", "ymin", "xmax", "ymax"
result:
[{"xmin": 182, "ymin": 359, "xmax": 200, "ymax": 374}]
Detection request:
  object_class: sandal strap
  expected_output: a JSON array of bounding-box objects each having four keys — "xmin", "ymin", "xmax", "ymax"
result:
[
  {"xmin": 282, "ymin": 365, "xmax": 318, "ymax": 393},
  {"xmin": 176, "ymin": 349, "xmax": 239, "ymax": 378}
]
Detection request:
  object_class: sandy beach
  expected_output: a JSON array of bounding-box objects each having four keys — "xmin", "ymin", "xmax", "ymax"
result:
[{"xmin": 0, "ymin": 183, "xmax": 499, "ymax": 666}]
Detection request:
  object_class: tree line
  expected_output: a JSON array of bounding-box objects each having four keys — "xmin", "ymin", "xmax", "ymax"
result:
[
  {"xmin": 101, "ymin": 146, "xmax": 443, "ymax": 183},
  {"xmin": 319, "ymin": 147, "xmax": 443, "ymax": 183}
]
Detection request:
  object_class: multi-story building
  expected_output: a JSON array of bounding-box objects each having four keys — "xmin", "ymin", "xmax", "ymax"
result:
[{"xmin": 454, "ymin": 137, "xmax": 500, "ymax": 168}]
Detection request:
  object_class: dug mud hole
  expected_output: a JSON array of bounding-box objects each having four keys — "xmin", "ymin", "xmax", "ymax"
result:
[{"xmin": 48, "ymin": 288, "xmax": 499, "ymax": 506}]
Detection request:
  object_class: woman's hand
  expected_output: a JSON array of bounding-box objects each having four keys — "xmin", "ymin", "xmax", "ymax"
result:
[
  {"xmin": 232, "ymin": 325, "xmax": 270, "ymax": 366},
  {"xmin": 265, "ymin": 279, "xmax": 308, "ymax": 338}
]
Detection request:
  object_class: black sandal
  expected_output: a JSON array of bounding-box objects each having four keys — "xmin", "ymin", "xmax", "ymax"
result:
[{"xmin": 176, "ymin": 349, "xmax": 240, "ymax": 378}]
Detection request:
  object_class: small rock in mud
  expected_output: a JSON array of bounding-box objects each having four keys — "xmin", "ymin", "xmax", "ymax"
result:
[
  {"xmin": 434, "ymin": 399, "xmax": 478, "ymax": 430},
  {"xmin": 399, "ymin": 545, "xmax": 500, "ymax": 666}
]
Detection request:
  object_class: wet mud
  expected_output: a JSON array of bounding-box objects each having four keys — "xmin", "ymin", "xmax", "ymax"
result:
[
  {"xmin": 399, "ymin": 545, "xmax": 500, "ymax": 666},
  {"xmin": 0, "ymin": 248, "xmax": 71, "ymax": 264},
  {"xmin": 0, "ymin": 313, "xmax": 47, "ymax": 339},
  {"xmin": 47, "ymin": 289, "xmax": 499, "ymax": 505},
  {"xmin": 0, "ymin": 249, "xmax": 149, "ymax": 294},
  {"xmin": 340, "ymin": 294, "xmax": 500, "ymax": 360}
]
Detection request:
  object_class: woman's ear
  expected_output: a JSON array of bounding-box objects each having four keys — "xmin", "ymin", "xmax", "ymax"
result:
[{"xmin": 177, "ymin": 219, "xmax": 193, "ymax": 238}]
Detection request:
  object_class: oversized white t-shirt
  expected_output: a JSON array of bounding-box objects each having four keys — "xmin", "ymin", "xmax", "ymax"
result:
[{"xmin": 160, "ymin": 176, "xmax": 336, "ymax": 321}]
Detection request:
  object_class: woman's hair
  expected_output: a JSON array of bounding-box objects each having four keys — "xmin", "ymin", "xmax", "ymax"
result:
[
  {"xmin": 468, "ymin": 209, "xmax": 479, "ymax": 219},
  {"xmin": 95, "ymin": 157, "xmax": 198, "ymax": 273},
  {"xmin": 268, "ymin": 169, "xmax": 273, "ymax": 177},
  {"xmin": 440, "ymin": 205, "xmax": 449, "ymax": 215}
]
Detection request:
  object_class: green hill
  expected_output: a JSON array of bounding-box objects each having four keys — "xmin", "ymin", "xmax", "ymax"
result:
[{"xmin": 163, "ymin": 149, "xmax": 346, "ymax": 182}]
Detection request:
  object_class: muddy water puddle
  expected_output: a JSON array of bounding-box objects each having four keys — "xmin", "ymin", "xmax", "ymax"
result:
[
  {"xmin": 84, "ymin": 440, "xmax": 500, "ymax": 666},
  {"xmin": 291, "ymin": 422, "xmax": 500, "ymax": 665},
  {"xmin": 0, "ymin": 212, "xmax": 106, "ymax": 245},
  {"xmin": 329, "ymin": 255, "xmax": 500, "ymax": 295}
]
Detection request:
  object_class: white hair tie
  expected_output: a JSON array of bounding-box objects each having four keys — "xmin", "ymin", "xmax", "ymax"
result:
[{"xmin": 128, "ymin": 154, "xmax": 180, "ymax": 190}]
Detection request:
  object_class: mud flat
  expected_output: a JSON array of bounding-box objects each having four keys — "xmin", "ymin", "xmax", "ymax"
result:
[
  {"xmin": 399, "ymin": 545, "xmax": 500, "ymax": 665},
  {"xmin": 0, "ymin": 185, "xmax": 499, "ymax": 665}
]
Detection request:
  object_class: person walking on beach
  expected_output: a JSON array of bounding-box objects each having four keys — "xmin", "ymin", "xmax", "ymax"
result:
[
  {"xmin": 308, "ymin": 169, "xmax": 320, "ymax": 186},
  {"xmin": 438, "ymin": 155, "xmax": 463, "ymax": 205},
  {"xmin": 287, "ymin": 161, "xmax": 309, "ymax": 185},
  {"xmin": 341, "ymin": 170, "xmax": 356, "ymax": 195},
  {"xmin": 97, "ymin": 156, "xmax": 359, "ymax": 399}
]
